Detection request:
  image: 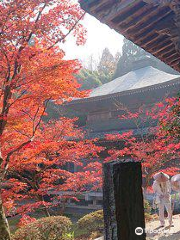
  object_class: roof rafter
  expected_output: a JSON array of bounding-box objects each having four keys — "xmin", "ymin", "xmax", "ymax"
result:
[{"xmin": 79, "ymin": 0, "xmax": 180, "ymax": 72}]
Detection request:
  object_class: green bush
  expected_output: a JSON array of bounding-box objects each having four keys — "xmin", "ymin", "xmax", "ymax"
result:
[
  {"xmin": 77, "ymin": 210, "xmax": 104, "ymax": 234},
  {"xmin": 144, "ymin": 199, "xmax": 152, "ymax": 221},
  {"xmin": 12, "ymin": 216, "xmax": 72, "ymax": 240}
]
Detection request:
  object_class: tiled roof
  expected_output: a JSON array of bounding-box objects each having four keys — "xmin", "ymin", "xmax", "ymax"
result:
[{"xmin": 90, "ymin": 66, "xmax": 180, "ymax": 97}]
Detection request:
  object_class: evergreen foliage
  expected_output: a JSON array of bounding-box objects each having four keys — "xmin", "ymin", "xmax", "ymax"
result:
[{"xmin": 114, "ymin": 39, "xmax": 179, "ymax": 79}]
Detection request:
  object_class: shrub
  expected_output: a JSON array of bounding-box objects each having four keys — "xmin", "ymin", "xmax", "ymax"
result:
[
  {"xmin": 144, "ymin": 199, "xmax": 152, "ymax": 221},
  {"xmin": 12, "ymin": 216, "xmax": 72, "ymax": 240},
  {"xmin": 77, "ymin": 210, "xmax": 104, "ymax": 234}
]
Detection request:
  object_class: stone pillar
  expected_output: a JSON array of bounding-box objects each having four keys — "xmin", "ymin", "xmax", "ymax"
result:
[{"xmin": 103, "ymin": 160, "xmax": 146, "ymax": 240}]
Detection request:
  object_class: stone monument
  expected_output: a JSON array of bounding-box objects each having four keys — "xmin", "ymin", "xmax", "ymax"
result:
[{"xmin": 103, "ymin": 160, "xmax": 146, "ymax": 240}]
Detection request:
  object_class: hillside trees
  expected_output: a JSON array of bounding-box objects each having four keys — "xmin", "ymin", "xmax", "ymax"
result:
[
  {"xmin": 97, "ymin": 48, "xmax": 120, "ymax": 78},
  {"xmin": 76, "ymin": 48, "xmax": 120, "ymax": 90},
  {"xmin": 113, "ymin": 38, "xmax": 179, "ymax": 79},
  {"xmin": 113, "ymin": 38, "xmax": 146, "ymax": 78},
  {"xmin": 0, "ymin": 0, "xmax": 87, "ymax": 239},
  {"xmin": 76, "ymin": 69, "xmax": 102, "ymax": 90},
  {"xmin": 77, "ymin": 38, "xmax": 178, "ymax": 91}
]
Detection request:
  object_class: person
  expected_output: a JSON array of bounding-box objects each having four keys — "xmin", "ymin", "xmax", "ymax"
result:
[
  {"xmin": 171, "ymin": 174, "xmax": 180, "ymax": 193},
  {"xmin": 171, "ymin": 174, "xmax": 180, "ymax": 212},
  {"xmin": 152, "ymin": 172, "xmax": 172, "ymax": 227}
]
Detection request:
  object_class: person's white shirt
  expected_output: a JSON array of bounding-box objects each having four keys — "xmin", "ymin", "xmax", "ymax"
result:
[{"xmin": 152, "ymin": 180, "xmax": 171, "ymax": 204}]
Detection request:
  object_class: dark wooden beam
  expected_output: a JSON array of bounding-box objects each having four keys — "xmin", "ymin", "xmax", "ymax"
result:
[{"xmin": 79, "ymin": 0, "xmax": 180, "ymax": 72}]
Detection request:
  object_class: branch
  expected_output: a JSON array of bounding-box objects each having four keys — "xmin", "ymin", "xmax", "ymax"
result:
[
  {"xmin": 32, "ymin": 99, "xmax": 50, "ymax": 135},
  {"xmin": 0, "ymin": 49, "xmax": 11, "ymax": 82},
  {"xmin": 6, "ymin": 90, "xmax": 27, "ymax": 111},
  {"xmin": 3, "ymin": 138, "xmax": 32, "ymax": 178},
  {"xmin": 47, "ymin": 13, "xmax": 85, "ymax": 51},
  {"xmin": 33, "ymin": 107, "xmax": 40, "ymax": 133},
  {"xmin": 26, "ymin": 3, "xmax": 47, "ymax": 44},
  {"xmin": 3, "ymin": 99, "xmax": 50, "ymax": 178},
  {"xmin": 12, "ymin": 127, "xmax": 31, "ymax": 138},
  {"xmin": 21, "ymin": 109, "xmax": 34, "ymax": 121}
]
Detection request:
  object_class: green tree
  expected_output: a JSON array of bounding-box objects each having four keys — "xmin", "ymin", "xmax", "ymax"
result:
[
  {"xmin": 114, "ymin": 38, "xmax": 179, "ymax": 79},
  {"xmin": 113, "ymin": 38, "xmax": 147, "ymax": 78},
  {"xmin": 77, "ymin": 48, "xmax": 120, "ymax": 90},
  {"xmin": 76, "ymin": 69, "xmax": 102, "ymax": 90}
]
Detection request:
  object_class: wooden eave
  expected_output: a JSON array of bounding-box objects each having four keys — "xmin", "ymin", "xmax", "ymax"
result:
[
  {"xmin": 79, "ymin": 0, "xmax": 180, "ymax": 72},
  {"xmin": 66, "ymin": 77, "xmax": 180, "ymax": 112}
]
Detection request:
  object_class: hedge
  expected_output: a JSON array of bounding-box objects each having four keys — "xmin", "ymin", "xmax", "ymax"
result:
[{"xmin": 77, "ymin": 210, "xmax": 104, "ymax": 234}]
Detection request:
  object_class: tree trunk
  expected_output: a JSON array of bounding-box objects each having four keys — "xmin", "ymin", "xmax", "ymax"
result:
[
  {"xmin": 0, "ymin": 195, "xmax": 11, "ymax": 240},
  {"xmin": 43, "ymin": 206, "xmax": 50, "ymax": 217},
  {"xmin": 38, "ymin": 196, "xmax": 50, "ymax": 217}
]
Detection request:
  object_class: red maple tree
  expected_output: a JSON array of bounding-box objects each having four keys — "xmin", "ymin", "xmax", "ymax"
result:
[
  {"xmin": 105, "ymin": 98, "xmax": 180, "ymax": 188},
  {"xmin": 2, "ymin": 118, "xmax": 101, "ymax": 219},
  {"xmin": 0, "ymin": 0, "xmax": 87, "ymax": 238}
]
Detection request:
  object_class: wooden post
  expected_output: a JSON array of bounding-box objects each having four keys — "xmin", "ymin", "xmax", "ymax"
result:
[{"xmin": 103, "ymin": 160, "xmax": 146, "ymax": 240}]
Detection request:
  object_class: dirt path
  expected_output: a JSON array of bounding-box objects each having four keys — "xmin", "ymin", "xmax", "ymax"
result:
[
  {"xmin": 146, "ymin": 215, "xmax": 180, "ymax": 240},
  {"xmin": 94, "ymin": 215, "xmax": 180, "ymax": 240}
]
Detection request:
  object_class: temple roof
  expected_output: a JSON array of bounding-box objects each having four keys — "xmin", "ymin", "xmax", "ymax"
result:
[
  {"xmin": 90, "ymin": 66, "xmax": 180, "ymax": 97},
  {"xmin": 66, "ymin": 65, "xmax": 180, "ymax": 112},
  {"xmin": 79, "ymin": 0, "xmax": 180, "ymax": 72}
]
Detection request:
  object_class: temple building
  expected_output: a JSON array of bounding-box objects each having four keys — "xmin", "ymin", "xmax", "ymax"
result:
[
  {"xmin": 77, "ymin": 1, "xmax": 180, "ymax": 233},
  {"xmin": 51, "ymin": 0, "xmax": 180, "ymax": 212},
  {"xmin": 65, "ymin": 57, "xmax": 180, "ymax": 143},
  {"xmin": 57, "ymin": 57, "xmax": 180, "ymax": 213}
]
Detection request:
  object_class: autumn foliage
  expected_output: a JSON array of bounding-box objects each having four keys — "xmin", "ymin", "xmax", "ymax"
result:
[
  {"xmin": 105, "ymin": 97, "xmax": 180, "ymax": 187},
  {"xmin": 0, "ymin": 0, "xmax": 90, "ymax": 239},
  {"xmin": 2, "ymin": 118, "xmax": 102, "ymax": 217},
  {"xmin": 1, "ymin": 1, "xmax": 180, "ymax": 239}
]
